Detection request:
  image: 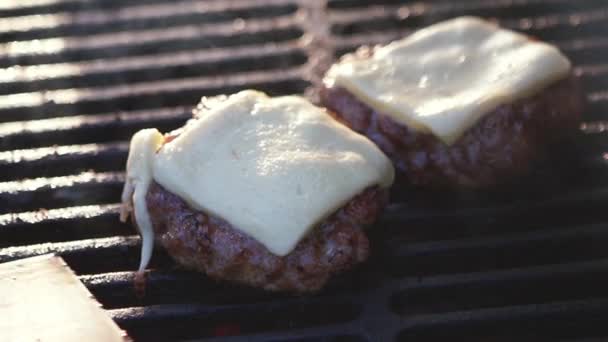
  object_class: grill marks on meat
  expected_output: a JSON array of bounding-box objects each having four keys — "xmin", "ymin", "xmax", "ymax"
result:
[
  {"xmin": 321, "ymin": 67, "xmax": 582, "ymax": 188},
  {"xmin": 146, "ymin": 182, "xmax": 388, "ymax": 292}
]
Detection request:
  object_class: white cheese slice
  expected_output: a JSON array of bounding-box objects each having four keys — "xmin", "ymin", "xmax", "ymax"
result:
[
  {"xmin": 122, "ymin": 90, "xmax": 394, "ymax": 261},
  {"xmin": 324, "ymin": 16, "xmax": 572, "ymax": 144}
]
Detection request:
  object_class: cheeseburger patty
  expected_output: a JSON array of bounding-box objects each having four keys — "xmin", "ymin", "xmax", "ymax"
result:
[
  {"xmin": 320, "ymin": 48, "xmax": 583, "ymax": 188},
  {"xmin": 146, "ymin": 181, "xmax": 388, "ymax": 292}
]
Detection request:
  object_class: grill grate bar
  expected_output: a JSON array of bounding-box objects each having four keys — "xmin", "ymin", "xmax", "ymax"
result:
[
  {"xmin": 0, "ymin": 0, "xmax": 93, "ymax": 12},
  {"xmin": 0, "ymin": 142, "xmax": 128, "ymax": 181},
  {"xmin": 0, "ymin": 68, "xmax": 308, "ymax": 122},
  {"xmin": 329, "ymin": 0, "xmax": 606, "ymax": 35},
  {"xmin": 0, "ymin": 106, "xmax": 190, "ymax": 151},
  {"xmin": 328, "ymin": 0, "xmax": 580, "ymax": 9},
  {"xmin": 398, "ymin": 297, "xmax": 608, "ymax": 340},
  {"xmin": 0, "ymin": 106, "xmax": 187, "ymax": 137},
  {"xmin": 109, "ymin": 298, "xmax": 361, "ymax": 341},
  {"xmin": 0, "ymin": 203, "xmax": 126, "ymax": 248},
  {"xmin": 0, "ymin": 141, "xmax": 127, "ymax": 164},
  {"xmin": 0, "ymin": 171, "xmax": 123, "ymax": 214},
  {"xmin": 560, "ymin": 36, "xmax": 608, "ymax": 54},
  {"xmin": 109, "ymin": 297, "xmax": 360, "ymax": 323},
  {"xmin": 387, "ymin": 223, "xmax": 608, "ymax": 276},
  {"xmin": 392, "ymin": 222, "xmax": 608, "ymax": 257},
  {"xmin": 0, "ymin": 43, "xmax": 306, "ymax": 95},
  {"xmin": 195, "ymin": 324, "xmax": 361, "ymax": 342},
  {"xmin": 0, "ymin": 0, "xmax": 297, "ymax": 39},
  {"xmin": 393, "ymin": 258, "xmax": 608, "ymax": 316},
  {"xmin": 0, "ymin": 70, "xmax": 303, "ymax": 107},
  {"xmin": 0, "ymin": 0, "xmax": 212, "ymax": 12},
  {"xmin": 384, "ymin": 185, "xmax": 608, "ymax": 222},
  {"xmin": 0, "ymin": 14, "xmax": 297, "ymax": 54},
  {"xmin": 0, "ymin": 235, "xmax": 139, "ymax": 265},
  {"xmin": 0, "ymin": 42, "xmax": 299, "ymax": 89},
  {"xmin": 398, "ymin": 258, "xmax": 608, "ymax": 292},
  {"xmin": 383, "ymin": 188, "xmax": 608, "ymax": 241},
  {"xmin": 0, "ymin": 203, "xmax": 119, "ymax": 227},
  {"xmin": 330, "ymin": 0, "xmax": 607, "ymax": 28},
  {"xmin": 587, "ymin": 90, "xmax": 608, "ymax": 103},
  {"xmin": 0, "ymin": 17, "xmax": 302, "ymax": 67},
  {"xmin": 81, "ymin": 270, "xmax": 225, "ymax": 309},
  {"xmin": 328, "ymin": 4, "xmax": 418, "ymax": 28}
]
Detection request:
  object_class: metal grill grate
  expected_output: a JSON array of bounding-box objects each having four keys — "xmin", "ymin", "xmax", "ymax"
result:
[{"xmin": 2, "ymin": 0, "xmax": 608, "ymax": 340}]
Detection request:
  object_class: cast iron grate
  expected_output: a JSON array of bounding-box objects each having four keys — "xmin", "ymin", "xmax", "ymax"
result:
[{"xmin": 1, "ymin": 0, "xmax": 608, "ymax": 340}]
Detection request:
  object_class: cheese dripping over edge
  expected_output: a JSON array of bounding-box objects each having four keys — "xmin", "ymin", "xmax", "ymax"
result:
[
  {"xmin": 120, "ymin": 90, "xmax": 394, "ymax": 271},
  {"xmin": 120, "ymin": 128, "xmax": 164, "ymax": 273},
  {"xmin": 323, "ymin": 16, "xmax": 572, "ymax": 145}
]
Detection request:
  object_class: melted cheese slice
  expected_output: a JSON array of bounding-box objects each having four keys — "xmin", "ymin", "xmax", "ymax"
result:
[
  {"xmin": 324, "ymin": 16, "xmax": 572, "ymax": 144},
  {"xmin": 122, "ymin": 90, "xmax": 394, "ymax": 260}
]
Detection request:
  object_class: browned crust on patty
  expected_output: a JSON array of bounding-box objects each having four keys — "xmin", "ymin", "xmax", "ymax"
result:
[
  {"xmin": 320, "ymin": 48, "xmax": 583, "ymax": 188},
  {"xmin": 146, "ymin": 182, "xmax": 389, "ymax": 292}
]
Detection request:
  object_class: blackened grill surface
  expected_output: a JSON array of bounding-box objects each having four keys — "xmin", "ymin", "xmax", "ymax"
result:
[{"xmin": 1, "ymin": 0, "xmax": 608, "ymax": 341}]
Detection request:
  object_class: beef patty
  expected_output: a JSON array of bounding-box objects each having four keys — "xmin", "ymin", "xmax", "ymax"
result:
[
  {"xmin": 320, "ymin": 48, "xmax": 583, "ymax": 188},
  {"xmin": 146, "ymin": 181, "xmax": 389, "ymax": 292}
]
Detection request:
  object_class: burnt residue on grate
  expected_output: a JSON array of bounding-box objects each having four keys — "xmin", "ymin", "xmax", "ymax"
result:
[{"xmin": 2, "ymin": 0, "xmax": 608, "ymax": 341}]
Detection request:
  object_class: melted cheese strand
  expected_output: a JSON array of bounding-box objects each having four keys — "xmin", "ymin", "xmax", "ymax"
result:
[
  {"xmin": 120, "ymin": 128, "xmax": 164, "ymax": 272},
  {"xmin": 133, "ymin": 183, "xmax": 154, "ymax": 272}
]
